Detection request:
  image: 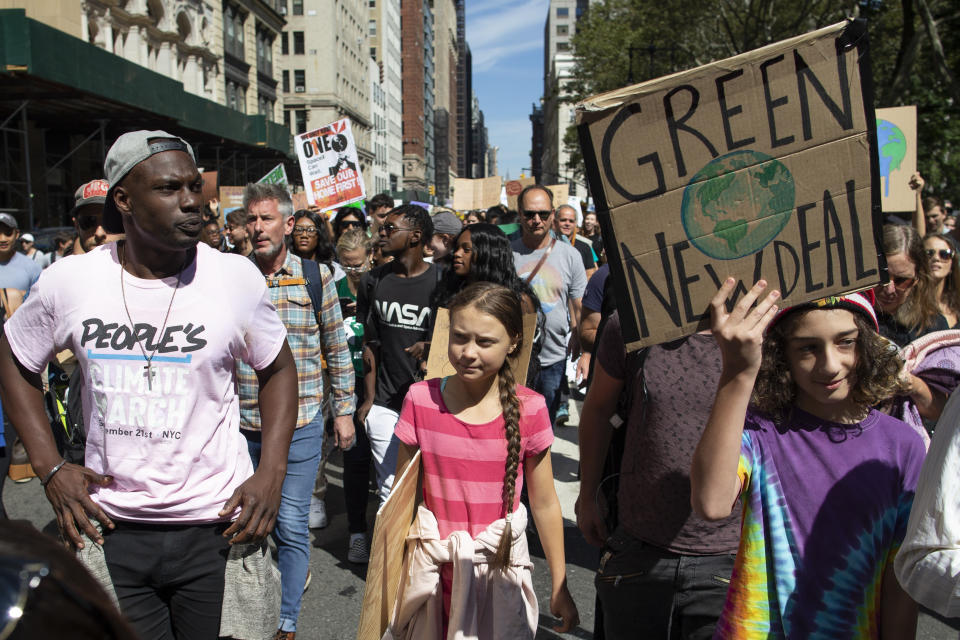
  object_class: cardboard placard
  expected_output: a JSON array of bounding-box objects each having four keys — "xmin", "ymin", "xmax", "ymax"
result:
[
  {"xmin": 577, "ymin": 19, "xmax": 883, "ymax": 351},
  {"xmin": 295, "ymin": 118, "xmax": 367, "ymax": 211},
  {"xmin": 291, "ymin": 191, "xmax": 310, "ymax": 212},
  {"xmin": 356, "ymin": 450, "xmax": 422, "ymax": 640},
  {"xmin": 201, "ymin": 171, "xmax": 218, "ymax": 205},
  {"xmin": 452, "ymin": 176, "xmax": 501, "ymax": 210},
  {"xmin": 875, "ymin": 106, "xmax": 917, "ymax": 212},
  {"xmin": 218, "ymin": 186, "xmax": 245, "ymax": 215},
  {"xmin": 425, "ymin": 308, "xmax": 537, "ymax": 386},
  {"xmin": 505, "ymin": 177, "xmax": 535, "ymax": 211},
  {"xmin": 258, "ymin": 163, "xmax": 289, "ymax": 187},
  {"xmin": 546, "ymin": 184, "xmax": 569, "ymax": 207}
]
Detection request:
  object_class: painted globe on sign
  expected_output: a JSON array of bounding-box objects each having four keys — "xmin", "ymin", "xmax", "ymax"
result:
[
  {"xmin": 876, "ymin": 119, "xmax": 907, "ymax": 198},
  {"xmin": 681, "ymin": 150, "xmax": 796, "ymax": 260}
]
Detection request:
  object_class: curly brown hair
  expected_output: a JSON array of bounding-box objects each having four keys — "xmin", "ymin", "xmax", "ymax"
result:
[
  {"xmin": 752, "ymin": 310, "xmax": 906, "ymax": 422},
  {"xmin": 447, "ymin": 282, "xmax": 523, "ymax": 569}
]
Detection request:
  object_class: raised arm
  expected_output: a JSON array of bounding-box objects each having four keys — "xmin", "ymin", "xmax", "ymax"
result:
[
  {"xmin": 911, "ymin": 173, "xmax": 926, "ymax": 236},
  {"xmin": 690, "ymin": 279, "xmax": 779, "ymax": 521}
]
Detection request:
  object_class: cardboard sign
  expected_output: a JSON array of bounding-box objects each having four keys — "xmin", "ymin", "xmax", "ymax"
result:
[
  {"xmin": 577, "ymin": 19, "xmax": 883, "ymax": 351},
  {"xmin": 546, "ymin": 183, "xmax": 569, "ymax": 207},
  {"xmin": 356, "ymin": 450, "xmax": 422, "ymax": 640},
  {"xmin": 295, "ymin": 118, "xmax": 367, "ymax": 211},
  {"xmin": 505, "ymin": 177, "xmax": 535, "ymax": 211},
  {"xmin": 258, "ymin": 163, "xmax": 289, "ymax": 187},
  {"xmin": 201, "ymin": 171, "xmax": 218, "ymax": 205},
  {"xmin": 291, "ymin": 191, "xmax": 310, "ymax": 212},
  {"xmin": 425, "ymin": 308, "xmax": 537, "ymax": 386},
  {"xmin": 875, "ymin": 106, "xmax": 917, "ymax": 212},
  {"xmin": 218, "ymin": 186, "xmax": 245, "ymax": 215},
  {"xmin": 452, "ymin": 176, "xmax": 501, "ymax": 210}
]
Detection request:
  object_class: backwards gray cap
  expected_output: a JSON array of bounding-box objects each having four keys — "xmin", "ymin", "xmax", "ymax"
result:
[
  {"xmin": 102, "ymin": 130, "xmax": 196, "ymax": 233},
  {"xmin": 431, "ymin": 209, "xmax": 463, "ymax": 236}
]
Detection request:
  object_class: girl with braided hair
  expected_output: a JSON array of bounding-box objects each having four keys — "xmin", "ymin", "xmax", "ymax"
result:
[{"xmin": 388, "ymin": 282, "xmax": 578, "ymax": 639}]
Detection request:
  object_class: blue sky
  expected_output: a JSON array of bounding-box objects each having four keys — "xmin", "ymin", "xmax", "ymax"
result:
[{"xmin": 466, "ymin": 0, "xmax": 547, "ymax": 180}]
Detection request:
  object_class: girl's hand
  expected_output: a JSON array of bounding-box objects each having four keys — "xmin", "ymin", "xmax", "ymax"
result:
[
  {"xmin": 710, "ymin": 278, "xmax": 780, "ymax": 375},
  {"xmin": 909, "ymin": 173, "xmax": 924, "ymax": 193},
  {"xmin": 549, "ymin": 580, "xmax": 580, "ymax": 633}
]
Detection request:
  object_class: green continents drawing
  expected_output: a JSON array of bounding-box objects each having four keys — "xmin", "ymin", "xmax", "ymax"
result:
[
  {"xmin": 875, "ymin": 119, "xmax": 907, "ymax": 198},
  {"xmin": 681, "ymin": 150, "xmax": 795, "ymax": 260}
]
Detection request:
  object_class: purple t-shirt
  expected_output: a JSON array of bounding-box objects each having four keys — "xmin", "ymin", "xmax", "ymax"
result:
[
  {"xmin": 716, "ymin": 407, "xmax": 926, "ymax": 639},
  {"xmin": 597, "ymin": 311, "xmax": 741, "ymax": 554}
]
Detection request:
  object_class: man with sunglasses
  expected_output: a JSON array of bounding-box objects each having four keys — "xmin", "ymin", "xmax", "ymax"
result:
[
  {"xmin": 68, "ymin": 179, "xmax": 122, "ymax": 256},
  {"xmin": 512, "ymin": 185, "xmax": 586, "ymax": 427}
]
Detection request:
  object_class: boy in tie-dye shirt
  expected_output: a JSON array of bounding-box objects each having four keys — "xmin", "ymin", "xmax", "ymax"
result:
[{"xmin": 691, "ymin": 284, "xmax": 925, "ymax": 639}]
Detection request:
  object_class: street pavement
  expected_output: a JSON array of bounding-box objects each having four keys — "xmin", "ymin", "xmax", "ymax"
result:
[{"xmin": 5, "ymin": 397, "xmax": 959, "ymax": 639}]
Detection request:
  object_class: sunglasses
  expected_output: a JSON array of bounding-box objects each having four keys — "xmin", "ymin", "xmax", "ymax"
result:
[
  {"xmin": 340, "ymin": 220, "xmax": 363, "ymax": 228},
  {"xmin": 522, "ymin": 210, "xmax": 552, "ymax": 221},
  {"xmin": 926, "ymin": 248, "xmax": 954, "ymax": 261},
  {"xmin": 891, "ymin": 275, "xmax": 917, "ymax": 291},
  {"xmin": 76, "ymin": 214, "xmax": 101, "ymax": 231},
  {"xmin": 342, "ymin": 262, "xmax": 369, "ymax": 273},
  {"xmin": 292, "ymin": 226, "xmax": 318, "ymax": 236},
  {"xmin": 381, "ymin": 223, "xmax": 413, "ymax": 236}
]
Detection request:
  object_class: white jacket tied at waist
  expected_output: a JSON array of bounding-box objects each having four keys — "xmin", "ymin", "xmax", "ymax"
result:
[{"xmin": 383, "ymin": 503, "xmax": 538, "ymax": 640}]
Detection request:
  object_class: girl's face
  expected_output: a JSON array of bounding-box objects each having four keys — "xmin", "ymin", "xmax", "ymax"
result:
[
  {"xmin": 292, "ymin": 218, "xmax": 319, "ymax": 254},
  {"xmin": 584, "ymin": 213, "xmax": 597, "ymax": 233},
  {"xmin": 925, "ymin": 236, "xmax": 954, "ymax": 283},
  {"xmin": 339, "ymin": 246, "xmax": 370, "ymax": 284},
  {"xmin": 785, "ymin": 309, "xmax": 860, "ymax": 420},
  {"xmin": 448, "ymin": 306, "xmax": 517, "ymax": 384},
  {"xmin": 451, "ymin": 230, "xmax": 473, "ymax": 277},
  {"xmin": 873, "ymin": 252, "xmax": 916, "ymax": 313},
  {"xmin": 465, "ymin": 212, "xmax": 481, "ymax": 225}
]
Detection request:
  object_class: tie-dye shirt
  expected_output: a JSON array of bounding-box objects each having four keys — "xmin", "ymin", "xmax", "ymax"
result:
[{"xmin": 715, "ymin": 407, "xmax": 925, "ymax": 639}]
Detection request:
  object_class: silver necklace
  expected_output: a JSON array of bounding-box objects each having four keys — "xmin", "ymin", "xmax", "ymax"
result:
[{"xmin": 118, "ymin": 242, "xmax": 185, "ymax": 391}]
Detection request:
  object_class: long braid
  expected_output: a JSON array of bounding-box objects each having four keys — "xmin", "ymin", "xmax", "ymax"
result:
[{"xmin": 492, "ymin": 357, "xmax": 522, "ymax": 570}]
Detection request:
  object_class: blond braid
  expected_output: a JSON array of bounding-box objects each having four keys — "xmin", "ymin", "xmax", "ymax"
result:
[{"xmin": 492, "ymin": 358, "xmax": 522, "ymax": 570}]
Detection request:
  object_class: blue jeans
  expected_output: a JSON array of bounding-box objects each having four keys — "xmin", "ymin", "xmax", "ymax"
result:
[
  {"xmin": 244, "ymin": 413, "xmax": 323, "ymax": 633},
  {"xmin": 596, "ymin": 527, "xmax": 735, "ymax": 640},
  {"xmin": 533, "ymin": 359, "xmax": 566, "ymax": 424}
]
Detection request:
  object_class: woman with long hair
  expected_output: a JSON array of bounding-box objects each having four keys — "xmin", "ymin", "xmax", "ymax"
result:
[
  {"xmin": 873, "ymin": 224, "xmax": 945, "ymax": 346},
  {"xmin": 923, "ymin": 232, "xmax": 960, "ymax": 328},
  {"xmin": 332, "ymin": 206, "xmax": 368, "ymax": 242},
  {"xmin": 292, "ymin": 209, "xmax": 343, "ymax": 281}
]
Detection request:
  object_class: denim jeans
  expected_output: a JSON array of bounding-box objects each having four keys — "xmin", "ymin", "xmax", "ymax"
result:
[
  {"xmin": 533, "ymin": 359, "xmax": 566, "ymax": 424},
  {"xmin": 596, "ymin": 527, "xmax": 735, "ymax": 640},
  {"xmin": 244, "ymin": 412, "xmax": 323, "ymax": 633}
]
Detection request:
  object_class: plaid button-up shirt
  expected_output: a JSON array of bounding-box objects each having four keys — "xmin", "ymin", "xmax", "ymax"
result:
[{"xmin": 237, "ymin": 251, "xmax": 355, "ymax": 430}]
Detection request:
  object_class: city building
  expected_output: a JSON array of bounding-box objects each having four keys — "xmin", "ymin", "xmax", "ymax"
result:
[
  {"xmin": 400, "ymin": 0, "xmax": 434, "ymax": 193},
  {"xmin": 540, "ymin": 0, "xmax": 590, "ymax": 196},
  {"xmin": 368, "ymin": 57, "xmax": 389, "ymax": 195},
  {"xmin": 529, "ymin": 102, "xmax": 544, "ymax": 183},
  {"xmin": 455, "ymin": 0, "xmax": 472, "ymax": 179},
  {"xmin": 369, "ymin": 0, "xmax": 403, "ymax": 193},
  {"xmin": 470, "ymin": 93, "xmax": 487, "ymax": 179},
  {"xmin": 0, "ymin": 1, "xmax": 290, "ymax": 229},
  {"xmin": 487, "ymin": 145, "xmax": 498, "ymax": 178},
  {"xmin": 432, "ymin": 0, "xmax": 458, "ymax": 201},
  {"xmin": 279, "ymin": 0, "xmax": 373, "ymax": 185}
]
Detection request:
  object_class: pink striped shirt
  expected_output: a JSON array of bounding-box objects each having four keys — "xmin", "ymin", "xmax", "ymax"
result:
[{"xmin": 395, "ymin": 378, "xmax": 554, "ymax": 539}]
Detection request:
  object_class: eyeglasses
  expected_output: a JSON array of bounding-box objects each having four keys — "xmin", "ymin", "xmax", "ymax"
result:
[
  {"xmin": 522, "ymin": 210, "xmax": 552, "ymax": 221},
  {"xmin": 381, "ymin": 223, "xmax": 414, "ymax": 236},
  {"xmin": 926, "ymin": 248, "xmax": 954, "ymax": 261},
  {"xmin": 292, "ymin": 226, "xmax": 318, "ymax": 236},
  {"xmin": 342, "ymin": 262, "xmax": 369, "ymax": 273},
  {"xmin": 891, "ymin": 275, "xmax": 917, "ymax": 290},
  {"xmin": 340, "ymin": 220, "xmax": 363, "ymax": 228},
  {"xmin": 76, "ymin": 214, "xmax": 101, "ymax": 231}
]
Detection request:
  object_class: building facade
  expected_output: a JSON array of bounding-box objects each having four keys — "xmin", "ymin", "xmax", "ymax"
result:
[
  {"xmin": 279, "ymin": 0, "xmax": 373, "ymax": 180},
  {"xmin": 399, "ymin": 0, "xmax": 434, "ymax": 193},
  {"xmin": 455, "ymin": 0, "xmax": 472, "ymax": 179},
  {"xmin": 368, "ymin": 57, "xmax": 389, "ymax": 195},
  {"xmin": 369, "ymin": 0, "xmax": 402, "ymax": 192},
  {"xmin": 470, "ymin": 93, "xmax": 487, "ymax": 179},
  {"xmin": 432, "ymin": 0, "xmax": 458, "ymax": 201}
]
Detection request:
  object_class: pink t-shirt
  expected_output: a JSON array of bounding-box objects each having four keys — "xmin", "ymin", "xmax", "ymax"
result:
[
  {"xmin": 394, "ymin": 378, "xmax": 554, "ymax": 538},
  {"xmin": 5, "ymin": 243, "xmax": 287, "ymax": 524}
]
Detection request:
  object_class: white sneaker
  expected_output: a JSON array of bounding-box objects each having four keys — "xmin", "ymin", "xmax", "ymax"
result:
[
  {"xmin": 308, "ymin": 497, "xmax": 328, "ymax": 529},
  {"xmin": 348, "ymin": 533, "xmax": 369, "ymax": 564}
]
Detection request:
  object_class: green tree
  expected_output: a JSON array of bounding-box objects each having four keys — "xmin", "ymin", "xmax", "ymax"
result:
[{"xmin": 564, "ymin": 0, "xmax": 958, "ymax": 202}]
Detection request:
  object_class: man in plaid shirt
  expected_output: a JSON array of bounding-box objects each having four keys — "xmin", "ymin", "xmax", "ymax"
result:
[{"xmin": 237, "ymin": 182, "xmax": 355, "ymax": 640}]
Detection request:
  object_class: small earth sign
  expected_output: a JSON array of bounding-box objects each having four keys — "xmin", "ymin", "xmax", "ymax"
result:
[
  {"xmin": 876, "ymin": 119, "xmax": 907, "ymax": 198},
  {"xmin": 681, "ymin": 150, "xmax": 796, "ymax": 260}
]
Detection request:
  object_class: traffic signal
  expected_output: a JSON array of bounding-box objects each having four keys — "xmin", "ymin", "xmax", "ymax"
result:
[{"xmin": 428, "ymin": 185, "xmax": 436, "ymax": 196}]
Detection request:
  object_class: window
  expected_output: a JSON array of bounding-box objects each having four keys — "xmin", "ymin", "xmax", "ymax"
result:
[
  {"xmin": 556, "ymin": 24, "xmax": 568, "ymax": 36},
  {"xmin": 556, "ymin": 41, "xmax": 570, "ymax": 51},
  {"xmin": 226, "ymin": 80, "xmax": 246, "ymax": 113},
  {"xmin": 293, "ymin": 31, "xmax": 305, "ymax": 54},
  {"xmin": 556, "ymin": 6, "xmax": 569, "ymax": 17},
  {"xmin": 282, "ymin": 70, "xmax": 290, "ymax": 92},
  {"xmin": 284, "ymin": 109, "xmax": 291, "ymax": 129},
  {"xmin": 223, "ymin": 4, "xmax": 245, "ymax": 59},
  {"xmin": 281, "ymin": 32, "xmax": 288, "ymax": 54},
  {"xmin": 368, "ymin": 20, "xmax": 376, "ymax": 36},
  {"xmin": 292, "ymin": 0, "xmax": 303, "ymax": 15},
  {"xmin": 256, "ymin": 29, "xmax": 274, "ymax": 76},
  {"xmin": 258, "ymin": 95, "xmax": 274, "ymax": 118},
  {"xmin": 294, "ymin": 69, "xmax": 305, "ymax": 91},
  {"xmin": 370, "ymin": 46, "xmax": 376, "ymax": 58},
  {"xmin": 295, "ymin": 110, "xmax": 307, "ymax": 134},
  {"xmin": 369, "ymin": 0, "xmax": 375, "ymax": 6}
]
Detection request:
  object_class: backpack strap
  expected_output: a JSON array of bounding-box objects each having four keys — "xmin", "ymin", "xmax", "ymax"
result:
[{"xmin": 300, "ymin": 258, "xmax": 328, "ymax": 323}]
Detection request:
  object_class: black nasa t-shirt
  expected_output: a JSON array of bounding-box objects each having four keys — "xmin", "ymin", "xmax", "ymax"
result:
[{"xmin": 357, "ymin": 262, "xmax": 438, "ymax": 411}]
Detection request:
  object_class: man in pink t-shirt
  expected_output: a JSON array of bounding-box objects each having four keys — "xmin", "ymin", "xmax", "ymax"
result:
[{"xmin": 0, "ymin": 130, "xmax": 298, "ymax": 640}]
